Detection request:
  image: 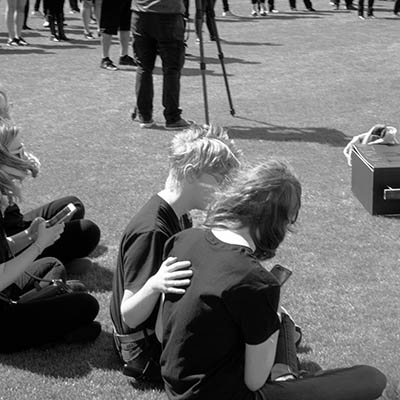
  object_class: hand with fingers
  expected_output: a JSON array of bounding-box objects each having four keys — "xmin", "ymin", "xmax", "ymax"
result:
[{"xmin": 149, "ymin": 256, "xmax": 192, "ymax": 295}]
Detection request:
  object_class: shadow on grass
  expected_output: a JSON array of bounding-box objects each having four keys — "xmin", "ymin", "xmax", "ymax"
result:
[
  {"xmin": 0, "ymin": 330, "xmax": 121, "ymax": 378},
  {"xmin": 129, "ymin": 378, "xmax": 164, "ymax": 392},
  {"xmin": 228, "ymin": 118, "xmax": 349, "ymax": 146},
  {"xmin": 73, "ymin": 262, "xmax": 114, "ymax": 292}
]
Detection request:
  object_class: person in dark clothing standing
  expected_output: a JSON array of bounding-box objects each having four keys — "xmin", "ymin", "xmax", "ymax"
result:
[
  {"xmin": 358, "ymin": 0, "xmax": 374, "ymax": 18},
  {"xmin": 44, "ymin": 0, "xmax": 69, "ymax": 41},
  {"xmin": 130, "ymin": 0, "xmax": 194, "ymax": 129},
  {"xmin": 110, "ymin": 125, "xmax": 241, "ymax": 381}
]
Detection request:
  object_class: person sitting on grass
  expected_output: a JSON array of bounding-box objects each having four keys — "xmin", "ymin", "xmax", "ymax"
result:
[
  {"xmin": 0, "ymin": 118, "xmax": 101, "ymax": 353},
  {"xmin": 159, "ymin": 160, "xmax": 387, "ymax": 400},
  {"xmin": 110, "ymin": 125, "xmax": 242, "ymax": 382},
  {"xmin": 0, "ymin": 89, "xmax": 101, "ymax": 274}
]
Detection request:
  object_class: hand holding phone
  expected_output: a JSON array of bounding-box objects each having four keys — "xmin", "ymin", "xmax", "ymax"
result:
[
  {"xmin": 270, "ymin": 264, "xmax": 292, "ymax": 286},
  {"xmin": 45, "ymin": 203, "xmax": 77, "ymax": 227}
]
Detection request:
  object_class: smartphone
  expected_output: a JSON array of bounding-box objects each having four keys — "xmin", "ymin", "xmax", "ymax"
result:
[
  {"xmin": 45, "ymin": 203, "xmax": 77, "ymax": 227},
  {"xmin": 270, "ymin": 264, "xmax": 292, "ymax": 286}
]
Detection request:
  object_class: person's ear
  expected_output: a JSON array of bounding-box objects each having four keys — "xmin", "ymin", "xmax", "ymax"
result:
[{"xmin": 183, "ymin": 165, "xmax": 197, "ymax": 184}]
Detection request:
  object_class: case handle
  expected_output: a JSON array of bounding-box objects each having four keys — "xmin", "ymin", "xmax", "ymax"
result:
[{"xmin": 384, "ymin": 186, "xmax": 400, "ymax": 200}]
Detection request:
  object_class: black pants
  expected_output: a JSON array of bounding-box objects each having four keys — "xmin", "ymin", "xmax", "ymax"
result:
[
  {"xmin": 394, "ymin": 0, "xmax": 400, "ymax": 13},
  {"xmin": 131, "ymin": 12, "xmax": 185, "ymax": 124},
  {"xmin": 0, "ymin": 291, "xmax": 99, "ymax": 352},
  {"xmin": 195, "ymin": 0, "xmax": 217, "ymax": 40},
  {"xmin": 288, "ymin": 0, "xmax": 313, "ymax": 9},
  {"xmin": 358, "ymin": 0, "xmax": 374, "ymax": 15},
  {"xmin": 43, "ymin": 0, "xmax": 65, "ymax": 16},
  {"xmin": 3, "ymin": 196, "xmax": 101, "ymax": 265}
]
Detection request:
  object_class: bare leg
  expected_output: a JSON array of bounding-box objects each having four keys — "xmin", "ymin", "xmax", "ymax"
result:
[
  {"xmin": 119, "ymin": 30, "xmax": 130, "ymax": 57},
  {"xmin": 5, "ymin": 0, "xmax": 17, "ymax": 40},
  {"xmin": 101, "ymin": 32, "xmax": 112, "ymax": 58},
  {"xmin": 82, "ymin": 0, "xmax": 91, "ymax": 34}
]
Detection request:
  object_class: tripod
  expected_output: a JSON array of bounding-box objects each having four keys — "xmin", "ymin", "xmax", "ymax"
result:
[{"xmin": 194, "ymin": 0, "xmax": 235, "ymax": 125}]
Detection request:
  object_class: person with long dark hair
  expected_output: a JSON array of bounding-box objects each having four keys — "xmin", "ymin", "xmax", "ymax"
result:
[{"xmin": 159, "ymin": 160, "xmax": 386, "ymax": 400}]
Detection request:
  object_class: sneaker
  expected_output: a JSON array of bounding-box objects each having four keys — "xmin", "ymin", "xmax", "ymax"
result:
[
  {"xmin": 139, "ymin": 119, "xmax": 156, "ymax": 129},
  {"xmin": 66, "ymin": 280, "xmax": 88, "ymax": 293},
  {"xmin": 358, "ymin": 14, "xmax": 365, "ymax": 19},
  {"xmin": 90, "ymin": 18, "xmax": 97, "ymax": 24},
  {"xmin": 165, "ymin": 118, "xmax": 194, "ymax": 130},
  {"xmin": 119, "ymin": 54, "xmax": 137, "ymax": 66},
  {"xmin": 221, "ymin": 10, "xmax": 236, "ymax": 16},
  {"xmin": 18, "ymin": 37, "xmax": 29, "ymax": 46},
  {"xmin": 31, "ymin": 10, "xmax": 42, "ymax": 16},
  {"xmin": 270, "ymin": 8, "xmax": 279, "ymax": 12},
  {"xmin": 43, "ymin": 20, "xmax": 50, "ymax": 27},
  {"xmin": 367, "ymin": 13, "xmax": 375, "ymax": 18},
  {"xmin": 84, "ymin": 32, "xmax": 95, "ymax": 40},
  {"xmin": 260, "ymin": 10, "xmax": 268, "ymax": 15},
  {"xmin": 290, "ymin": 7, "xmax": 298, "ymax": 10},
  {"xmin": 307, "ymin": 7, "xmax": 316, "ymax": 11},
  {"xmin": 251, "ymin": 10, "xmax": 258, "ymax": 16},
  {"xmin": 7, "ymin": 38, "xmax": 19, "ymax": 47},
  {"xmin": 63, "ymin": 321, "xmax": 101, "ymax": 344},
  {"xmin": 100, "ymin": 57, "xmax": 118, "ymax": 71},
  {"xmin": 50, "ymin": 34, "xmax": 60, "ymax": 42}
]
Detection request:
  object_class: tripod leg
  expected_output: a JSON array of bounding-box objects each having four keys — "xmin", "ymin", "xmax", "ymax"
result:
[
  {"xmin": 207, "ymin": 12, "xmax": 235, "ymax": 116},
  {"xmin": 195, "ymin": 2, "xmax": 210, "ymax": 125}
]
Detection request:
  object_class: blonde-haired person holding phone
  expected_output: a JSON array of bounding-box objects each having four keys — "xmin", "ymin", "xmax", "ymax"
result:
[{"xmin": 0, "ymin": 118, "xmax": 101, "ymax": 352}]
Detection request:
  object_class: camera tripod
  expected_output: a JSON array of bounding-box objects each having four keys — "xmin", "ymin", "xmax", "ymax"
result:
[{"xmin": 194, "ymin": 0, "xmax": 235, "ymax": 125}]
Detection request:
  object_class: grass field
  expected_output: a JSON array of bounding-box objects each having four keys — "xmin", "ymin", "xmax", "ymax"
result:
[{"xmin": 1, "ymin": 0, "xmax": 400, "ymax": 398}]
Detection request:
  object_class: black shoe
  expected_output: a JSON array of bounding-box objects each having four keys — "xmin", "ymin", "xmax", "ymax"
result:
[
  {"xmin": 18, "ymin": 37, "xmax": 29, "ymax": 46},
  {"xmin": 307, "ymin": 7, "xmax": 316, "ymax": 11},
  {"xmin": 22, "ymin": 25, "xmax": 33, "ymax": 30},
  {"xmin": 7, "ymin": 38, "xmax": 20, "ymax": 46},
  {"xmin": 100, "ymin": 57, "xmax": 118, "ymax": 71},
  {"xmin": 59, "ymin": 33, "xmax": 70, "ymax": 41},
  {"xmin": 119, "ymin": 54, "xmax": 137, "ymax": 66}
]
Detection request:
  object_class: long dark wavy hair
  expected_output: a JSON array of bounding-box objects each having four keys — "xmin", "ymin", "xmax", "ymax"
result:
[{"xmin": 204, "ymin": 160, "xmax": 302, "ymax": 260}]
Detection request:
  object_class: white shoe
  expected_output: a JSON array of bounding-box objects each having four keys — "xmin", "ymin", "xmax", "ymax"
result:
[
  {"xmin": 270, "ymin": 8, "xmax": 279, "ymax": 13},
  {"xmin": 251, "ymin": 10, "xmax": 258, "ymax": 16},
  {"xmin": 222, "ymin": 10, "xmax": 236, "ymax": 16},
  {"xmin": 43, "ymin": 21, "xmax": 50, "ymax": 27}
]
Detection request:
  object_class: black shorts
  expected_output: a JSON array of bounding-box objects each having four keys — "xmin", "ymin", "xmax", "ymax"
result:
[{"xmin": 100, "ymin": 0, "xmax": 132, "ymax": 35}]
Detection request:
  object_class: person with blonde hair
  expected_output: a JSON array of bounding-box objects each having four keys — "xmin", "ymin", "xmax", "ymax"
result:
[
  {"xmin": 110, "ymin": 124, "xmax": 241, "ymax": 382},
  {"xmin": 160, "ymin": 160, "xmax": 386, "ymax": 400},
  {"xmin": 5, "ymin": 0, "xmax": 29, "ymax": 46},
  {"xmin": 0, "ymin": 89, "xmax": 101, "ymax": 274},
  {"xmin": 0, "ymin": 118, "xmax": 101, "ymax": 352}
]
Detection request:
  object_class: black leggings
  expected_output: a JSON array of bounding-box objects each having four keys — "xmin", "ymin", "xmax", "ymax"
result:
[
  {"xmin": 0, "ymin": 292, "xmax": 99, "ymax": 352},
  {"xmin": 4, "ymin": 196, "xmax": 101, "ymax": 265}
]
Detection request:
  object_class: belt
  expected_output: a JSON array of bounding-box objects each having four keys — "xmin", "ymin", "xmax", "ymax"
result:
[{"xmin": 113, "ymin": 328, "xmax": 155, "ymax": 343}]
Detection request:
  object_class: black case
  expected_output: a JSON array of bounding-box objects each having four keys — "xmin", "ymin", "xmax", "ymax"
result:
[{"xmin": 351, "ymin": 144, "xmax": 400, "ymax": 215}]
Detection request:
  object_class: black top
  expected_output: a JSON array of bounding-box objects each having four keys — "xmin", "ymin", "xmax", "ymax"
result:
[
  {"xmin": 161, "ymin": 228, "xmax": 281, "ymax": 400},
  {"xmin": 0, "ymin": 213, "xmax": 13, "ymax": 263},
  {"xmin": 110, "ymin": 195, "xmax": 192, "ymax": 334}
]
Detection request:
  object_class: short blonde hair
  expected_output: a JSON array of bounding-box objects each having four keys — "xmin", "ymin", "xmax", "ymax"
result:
[{"xmin": 168, "ymin": 125, "xmax": 241, "ymax": 186}]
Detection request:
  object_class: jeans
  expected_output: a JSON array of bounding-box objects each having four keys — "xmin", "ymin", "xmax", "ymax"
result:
[
  {"xmin": 254, "ymin": 365, "xmax": 386, "ymax": 400},
  {"xmin": 131, "ymin": 12, "xmax": 185, "ymax": 124}
]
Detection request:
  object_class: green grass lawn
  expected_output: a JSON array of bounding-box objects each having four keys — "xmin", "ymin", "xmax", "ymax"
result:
[{"xmin": 1, "ymin": 0, "xmax": 400, "ymax": 398}]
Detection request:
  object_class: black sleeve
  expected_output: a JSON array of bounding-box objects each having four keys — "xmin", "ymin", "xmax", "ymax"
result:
[
  {"xmin": 223, "ymin": 277, "xmax": 281, "ymax": 345},
  {"xmin": 122, "ymin": 230, "xmax": 169, "ymax": 294}
]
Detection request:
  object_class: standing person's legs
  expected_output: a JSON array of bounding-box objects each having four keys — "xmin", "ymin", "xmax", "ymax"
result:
[
  {"xmin": 15, "ymin": 0, "xmax": 28, "ymax": 38},
  {"xmin": 367, "ymin": 0, "xmax": 373, "ymax": 15},
  {"xmin": 132, "ymin": 12, "xmax": 158, "ymax": 124},
  {"xmin": 119, "ymin": 30, "xmax": 131, "ymax": 56},
  {"xmin": 23, "ymin": 0, "xmax": 30, "ymax": 28},
  {"xmin": 82, "ymin": 0, "xmax": 94, "ymax": 36},
  {"xmin": 395, "ymin": 0, "xmax": 400, "ymax": 14},
  {"xmin": 303, "ymin": 0, "xmax": 313, "ymax": 9},
  {"xmin": 205, "ymin": 0, "xmax": 217, "ymax": 39},
  {"xmin": 222, "ymin": 0, "xmax": 229, "ymax": 12},
  {"xmin": 358, "ymin": 0, "xmax": 364, "ymax": 16},
  {"xmin": 157, "ymin": 14, "xmax": 186, "ymax": 125},
  {"xmin": 255, "ymin": 365, "xmax": 386, "ymax": 400},
  {"xmin": 5, "ymin": 0, "xmax": 17, "ymax": 41}
]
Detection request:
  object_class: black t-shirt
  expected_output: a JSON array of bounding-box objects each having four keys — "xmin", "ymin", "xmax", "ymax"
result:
[
  {"xmin": 161, "ymin": 228, "xmax": 281, "ymax": 400},
  {"xmin": 110, "ymin": 195, "xmax": 192, "ymax": 334}
]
